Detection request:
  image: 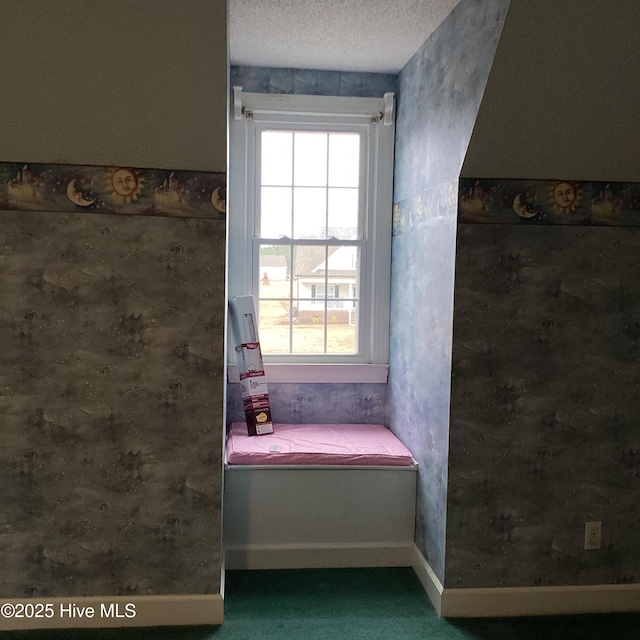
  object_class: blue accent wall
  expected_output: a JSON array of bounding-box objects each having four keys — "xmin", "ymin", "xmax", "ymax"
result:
[
  {"xmin": 389, "ymin": 0, "xmax": 510, "ymax": 582},
  {"xmin": 227, "ymin": 382, "xmax": 388, "ymax": 426},
  {"xmin": 231, "ymin": 66, "xmax": 397, "ymax": 98}
]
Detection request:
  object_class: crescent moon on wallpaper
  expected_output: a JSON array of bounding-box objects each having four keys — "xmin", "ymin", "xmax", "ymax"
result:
[
  {"xmin": 513, "ymin": 193, "xmax": 537, "ymax": 219},
  {"xmin": 211, "ymin": 187, "xmax": 226, "ymax": 213},
  {"xmin": 66, "ymin": 179, "xmax": 96, "ymax": 207}
]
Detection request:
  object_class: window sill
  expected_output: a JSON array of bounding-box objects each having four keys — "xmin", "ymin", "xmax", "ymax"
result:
[{"xmin": 227, "ymin": 363, "xmax": 388, "ymax": 384}]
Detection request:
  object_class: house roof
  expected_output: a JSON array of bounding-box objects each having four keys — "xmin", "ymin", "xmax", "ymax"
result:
[
  {"xmin": 294, "ymin": 246, "xmax": 358, "ymax": 280},
  {"xmin": 293, "ymin": 246, "xmax": 340, "ymax": 277}
]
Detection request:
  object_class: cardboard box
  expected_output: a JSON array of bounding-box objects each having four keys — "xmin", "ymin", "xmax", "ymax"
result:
[{"xmin": 229, "ymin": 296, "xmax": 274, "ymax": 436}]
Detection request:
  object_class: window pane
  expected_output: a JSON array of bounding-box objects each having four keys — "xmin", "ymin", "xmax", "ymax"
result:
[
  {"xmin": 326, "ymin": 314, "xmax": 357, "ymax": 354},
  {"xmin": 328, "ymin": 188, "xmax": 359, "ymax": 239},
  {"xmin": 261, "ymin": 131, "xmax": 292, "ymax": 186},
  {"xmin": 318, "ymin": 245, "xmax": 359, "ymax": 274},
  {"xmin": 294, "ymin": 133, "xmax": 327, "ymax": 186},
  {"xmin": 257, "ymin": 244, "xmax": 293, "ymax": 354},
  {"xmin": 292, "ymin": 244, "xmax": 328, "ymax": 282},
  {"xmin": 258, "ymin": 246, "xmax": 291, "ymax": 297},
  {"xmin": 328, "ymin": 133, "xmax": 360, "ymax": 187},
  {"xmin": 257, "ymin": 243, "xmax": 360, "ymax": 355},
  {"xmin": 291, "ymin": 322, "xmax": 324, "ymax": 354},
  {"xmin": 293, "ymin": 187, "xmax": 326, "ymax": 239},
  {"xmin": 258, "ymin": 298, "xmax": 292, "ymax": 354},
  {"xmin": 261, "ymin": 186, "xmax": 292, "ymax": 237},
  {"xmin": 293, "ymin": 244, "xmax": 359, "ymax": 354}
]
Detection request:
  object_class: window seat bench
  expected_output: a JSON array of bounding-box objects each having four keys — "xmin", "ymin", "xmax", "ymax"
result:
[{"xmin": 223, "ymin": 422, "xmax": 417, "ymax": 570}]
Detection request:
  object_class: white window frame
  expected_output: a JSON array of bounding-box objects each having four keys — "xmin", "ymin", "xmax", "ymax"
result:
[{"xmin": 228, "ymin": 89, "xmax": 394, "ymax": 383}]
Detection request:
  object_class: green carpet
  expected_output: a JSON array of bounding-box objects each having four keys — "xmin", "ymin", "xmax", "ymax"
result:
[{"xmin": 2, "ymin": 568, "xmax": 639, "ymax": 639}]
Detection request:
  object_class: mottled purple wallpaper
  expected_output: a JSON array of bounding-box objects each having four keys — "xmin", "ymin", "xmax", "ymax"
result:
[
  {"xmin": 1, "ymin": 188, "xmax": 226, "ymax": 598},
  {"xmin": 446, "ymin": 214, "xmax": 640, "ymax": 589}
]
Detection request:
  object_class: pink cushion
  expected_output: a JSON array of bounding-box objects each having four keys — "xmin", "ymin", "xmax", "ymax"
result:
[{"xmin": 227, "ymin": 422, "xmax": 413, "ymax": 466}]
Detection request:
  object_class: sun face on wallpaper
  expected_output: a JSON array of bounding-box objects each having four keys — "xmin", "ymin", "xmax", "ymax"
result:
[
  {"xmin": 454, "ymin": 178, "xmax": 640, "ymax": 228},
  {"xmin": 550, "ymin": 180, "xmax": 582, "ymax": 213},
  {"xmin": 108, "ymin": 167, "xmax": 144, "ymax": 203}
]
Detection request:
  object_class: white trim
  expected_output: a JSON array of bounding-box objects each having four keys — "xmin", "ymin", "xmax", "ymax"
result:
[
  {"xmin": 367, "ymin": 104, "xmax": 394, "ymax": 362},
  {"xmin": 409, "ymin": 545, "xmax": 640, "ymax": 618},
  {"xmin": 238, "ymin": 91, "xmax": 390, "ymax": 122},
  {"xmin": 0, "ymin": 594, "xmax": 223, "ymax": 631},
  {"xmin": 224, "ymin": 542, "xmax": 414, "ymax": 570},
  {"xmin": 233, "ymin": 85, "xmax": 243, "ymax": 120},
  {"xmin": 383, "ymin": 92, "xmax": 395, "ymax": 126},
  {"xmin": 410, "ymin": 544, "xmax": 444, "ymax": 617},
  {"xmin": 227, "ymin": 362, "xmax": 388, "ymax": 384},
  {"xmin": 225, "ymin": 460, "xmax": 417, "ymax": 472}
]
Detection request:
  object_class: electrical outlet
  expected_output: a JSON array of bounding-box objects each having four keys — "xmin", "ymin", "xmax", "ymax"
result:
[{"xmin": 584, "ymin": 521, "xmax": 602, "ymax": 550}]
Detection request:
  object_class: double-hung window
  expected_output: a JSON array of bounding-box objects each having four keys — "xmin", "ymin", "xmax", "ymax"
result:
[{"xmin": 228, "ymin": 89, "xmax": 394, "ymax": 379}]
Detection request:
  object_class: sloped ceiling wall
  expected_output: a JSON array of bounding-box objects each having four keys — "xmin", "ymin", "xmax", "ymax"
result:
[
  {"xmin": 462, "ymin": 0, "xmax": 640, "ymax": 182},
  {"xmin": 0, "ymin": 0, "xmax": 227, "ymax": 172}
]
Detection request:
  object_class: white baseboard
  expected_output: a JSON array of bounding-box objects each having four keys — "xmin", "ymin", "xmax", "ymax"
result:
[
  {"xmin": 410, "ymin": 544, "xmax": 444, "ymax": 616},
  {"xmin": 225, "ymin": 542, "xmax": 415, "ymax": 570},
  {"xmin": 0, "ymin": 594, "xmax": 224, "ymax": 631},
  {"xmin": 409, "ymin": 545, "xmax": 640, "ymax": 618}
]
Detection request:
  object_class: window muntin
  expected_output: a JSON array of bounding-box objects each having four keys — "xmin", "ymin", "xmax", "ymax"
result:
[{"xmin": 259, "ymin": 130, "xmax": 361, "ymax": 241}]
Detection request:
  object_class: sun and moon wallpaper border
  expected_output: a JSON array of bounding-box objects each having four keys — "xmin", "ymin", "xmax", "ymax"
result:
[
  {"xmin": 0, "ymin": 162, "xmax": 226, "ymax": 219},
  {"xmin": 393, "ymin": 178, "xmax": 640, "ymax": 234},
  {"xmin": 459, "ymin": 178, "xmax": 640, "ymax": 226}
]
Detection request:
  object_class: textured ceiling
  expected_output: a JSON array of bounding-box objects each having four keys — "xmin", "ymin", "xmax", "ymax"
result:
[{"xmin": 229, "ymin": 0, "xmax": 462, "ymax": 73}]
